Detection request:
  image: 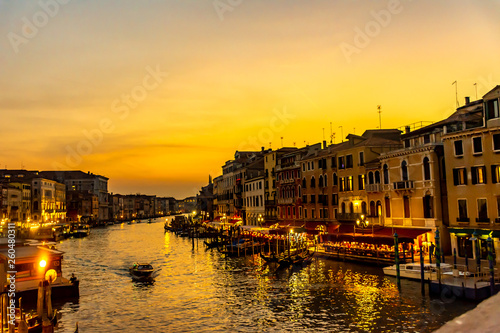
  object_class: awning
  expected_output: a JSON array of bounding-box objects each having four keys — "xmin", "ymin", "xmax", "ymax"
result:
[
  {"xmin": 449, "ymin": 228, "xmax": 500, "ymax": 238},
  {"xmin": 320, "ymin": 226, "xmax": 431, "ymax": 245}
]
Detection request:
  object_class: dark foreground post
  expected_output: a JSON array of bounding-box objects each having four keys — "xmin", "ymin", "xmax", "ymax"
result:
[
  {"xmin": 435, "ymin": 229, "xmax": 441, "ymax": 291},
  {"xmin": 420, "ymin": 245, "xmax": 425, "ymax": 296},
  {"xmin": 394, "ymin": 232, "xmax": 401, "ymax": 290},
  {"xmin": 487, "ymin": 235, "xmax": 495, "ymax": 296}
]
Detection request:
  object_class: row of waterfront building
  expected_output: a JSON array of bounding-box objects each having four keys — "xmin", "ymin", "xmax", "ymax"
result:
[
  {"xmin": 196, "ymin": 85, "xmax": 500, "ymax": 263},
  {"xmin": 0, "ymin": 169, "xmax": 197, "ymax": 229}
]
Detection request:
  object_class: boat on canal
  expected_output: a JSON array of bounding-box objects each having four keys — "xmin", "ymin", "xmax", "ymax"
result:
[
  {"xmin": 383, "ymin": 262, "xmax": 453, "ymax": 281},
  {"xmin": 69, "ymin": 223, "xmax": 90, "ymax": 238},
  {"xmin": 129, "ymin": 263, "xmax": 154, "ymax": 281},
  {"xmin": 0, "ymin": 241, "xmax": 79, "ymax": 303}
]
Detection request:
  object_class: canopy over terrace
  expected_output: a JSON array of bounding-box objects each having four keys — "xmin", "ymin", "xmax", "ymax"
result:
[{"xmin": 320, "ymin": 225, "xmax": 431, "ymax": 246}]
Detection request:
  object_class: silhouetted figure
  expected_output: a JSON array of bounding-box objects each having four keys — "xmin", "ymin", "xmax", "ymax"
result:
[{"xmin": 70, "ymin": 273, "xmax": 78, "ymax": 284}]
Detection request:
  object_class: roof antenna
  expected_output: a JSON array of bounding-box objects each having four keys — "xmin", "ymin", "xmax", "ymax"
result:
[
  {"xmin": 322, "ymin": 128, "xmax": 325, "ymax": 141},
  {"xmin": 452, "ymin": 81, "xmax": 459, "ymax": 107},
  {"xmin": 339, "ymin": 126, "xmax": 343, "ymax": 142},
  {"xmin": 474, "ymin": 82, "xmax": 478, "ymax": 100},
  {"xmin": 377, "ymin": 105, "xmax": 382, "ymax": 129},
  {"xmin": 329, "ymin": 122, "xmax": 333, "ymax": 144}
]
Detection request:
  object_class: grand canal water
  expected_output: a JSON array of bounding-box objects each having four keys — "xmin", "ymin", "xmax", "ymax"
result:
[{"xmin": 49, "ymin": 218, "xmax": 477, "ymax": 332}]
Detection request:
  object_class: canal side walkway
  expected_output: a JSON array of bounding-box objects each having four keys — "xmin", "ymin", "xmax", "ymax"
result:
[{"xmin": 433, "ymin": 291, "xmax": 500, "ymax": 333}]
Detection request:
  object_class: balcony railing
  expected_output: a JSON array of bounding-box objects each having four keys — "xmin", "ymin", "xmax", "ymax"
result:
[
  {"xmin": 476, "ymin": 217, "xmax": 490, "ymax": 223},
  {"xmin": 456, "ymin": 217, "xmax": 469, "ymax": 223},
  {"xmin": 365, "ymin": 184, "xmax": 381, "ymax": 193},
  {"xmin": 276, "ymin": 162, "xmax": 300, "ymax": 171},
  {"xmin": 265, "ymin": 200, "xmax": 276, "ymax": 206},
  {"xmin": 336, "ymin": 212, "xmax": 362, "ymax": 222},
  {"xmin": 393, "ymin": 180, "xmax": 414, "ymax": 190},
  {"xmin": 278, "ymin": 198, "xmax": 294, "ymax": 205}
]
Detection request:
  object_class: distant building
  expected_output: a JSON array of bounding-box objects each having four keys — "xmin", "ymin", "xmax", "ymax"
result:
[
  {"xmin": 39, "ymin": 170, "xmax": 109, "ymax": 222},
  {"xmin": 196, "ymin": 176, "xmax": 214, "ymax": 221}
]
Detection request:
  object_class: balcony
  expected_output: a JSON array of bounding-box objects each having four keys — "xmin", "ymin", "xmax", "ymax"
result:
[
  {"xmin": 276, "ymin": 161, "xmax": 300, "ymax": 171},
  {"xmin": 278, "ymin": 198, "xmax": 294, "ymax": 205},
  {"xmin": 476, "ymin": 217, "xmax": 490, "ymax": 223},
  {"xmin": 365, "ymin": 184, "xmax": 381, "ymax": 193},
  {"xmin": 393, "ymin": 180, "xmax": 414, "ymax": 190},
  {"xmin": 336, "ymin": 212, "xmax": 362, "ymax": 222},
  {"xmin": 265, "ymin": 200, "xmax": 276, "ymax": 206},
  {"xmin": 281, "ymin": 178, "xmax": 295, "ymax": 184},
  {"xmin": 456, "ymin": 217, "xmax": 469, "ymax": 223}
]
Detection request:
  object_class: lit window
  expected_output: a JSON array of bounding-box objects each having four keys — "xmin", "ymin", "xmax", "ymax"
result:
[
  {"xmin": 471, "ymin": 166, "xmax": 487, "ymax": 185},
  {"xmin": 453, "ymin": 168, "xmax": 467, "ymax": 185}
]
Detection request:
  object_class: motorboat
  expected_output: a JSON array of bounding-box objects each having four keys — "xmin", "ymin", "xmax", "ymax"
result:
[
  {"xmin": 70, "ymin": 223, "xmax": 90, "ymax": 238},
  {"xmin": 129, "ymin": 263, "xmax": 154, "ymax": 281},
  {"xmin": 383, "ymin": 262, "xmax": 453, "ymax": 281}
]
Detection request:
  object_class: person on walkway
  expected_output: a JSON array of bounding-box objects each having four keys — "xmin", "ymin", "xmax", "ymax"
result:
[{"xmin": 429, "ymin": 243, "xmax": 436, "ymax": 263}]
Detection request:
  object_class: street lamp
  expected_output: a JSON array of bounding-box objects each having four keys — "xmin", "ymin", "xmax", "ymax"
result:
[
  {"xmin": 355, "ymin": 214, "xmax": 369, "ymax": 236},
  {"xmin": 257, "ymin": 214, "xmax": 264, "ymax": 228}
]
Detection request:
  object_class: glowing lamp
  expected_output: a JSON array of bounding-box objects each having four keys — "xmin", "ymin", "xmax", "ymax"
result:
[{"xmin": 39, "ymin": 260, "xmax": 47, "ymax": 268}]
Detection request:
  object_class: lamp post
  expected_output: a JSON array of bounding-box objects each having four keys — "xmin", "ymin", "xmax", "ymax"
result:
[
  {"xmin": 356, "ymin": 214, "xmax": 369, "ymax": 233},
  {"xmin": 470, "ymin": 230, "xmax": 480, "ymax": 273},
  {"xmin": 257, "ymin": 214, "xmax": 264, "ymax": 228}
]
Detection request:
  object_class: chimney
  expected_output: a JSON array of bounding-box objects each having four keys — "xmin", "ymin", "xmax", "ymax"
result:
[
  {"xmin": 261, "ymin": 147, "xmax": 264, "ymax": 152},
  {"xmin": 465, "ymin": 96, "xmax": 470, "ymax": 105},
  {"xmin": 405, "ymin": 126, "xmax": 410, "ymax": 134},
  {"xmin": 323, "ymin": 140, "xmax": 327, "ymax": 149}
]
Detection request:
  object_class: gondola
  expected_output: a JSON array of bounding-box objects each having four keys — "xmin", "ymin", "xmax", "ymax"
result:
[{"xmin": 260, "ymin": 252, "xmax": 280, "ymax": 264}]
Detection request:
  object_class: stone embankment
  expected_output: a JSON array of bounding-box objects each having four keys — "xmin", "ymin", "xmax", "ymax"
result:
[{"xmin": 434, "ymin": 292, "xmax": 499, "ymax": 333}]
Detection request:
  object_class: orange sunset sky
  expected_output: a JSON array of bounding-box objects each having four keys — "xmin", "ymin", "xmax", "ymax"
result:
[{"xmin": 1, "ymin": 0, "xmax": 500, "ymax": 198}]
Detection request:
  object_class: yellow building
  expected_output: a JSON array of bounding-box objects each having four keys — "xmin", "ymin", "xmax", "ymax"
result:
[
  {"xmin": 443, "ymin": 86, "xmax": 500, "ymax": 263},
  {"xmin": 379, "ymin": 123, "xmax": 448, "ymax": 253}
]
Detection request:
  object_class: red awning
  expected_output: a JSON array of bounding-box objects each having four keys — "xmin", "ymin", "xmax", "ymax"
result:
[{"xmin": 321, "ymin": 226, "xmax": 430, "ymax": 245}]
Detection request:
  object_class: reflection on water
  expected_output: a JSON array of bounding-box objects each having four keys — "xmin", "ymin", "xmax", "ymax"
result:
[{"xmin": 49, "ymin": 220, "xmax": 476, "ymax": 332}]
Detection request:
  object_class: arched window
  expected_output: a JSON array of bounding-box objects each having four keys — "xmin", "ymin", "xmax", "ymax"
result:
[
  {"xmin": 341, "ymin": 202, "xmax": 346, "ymax": 214},
  {"xmin": 333, "ymin": 173, "xmax": 338, "ymax": 186},
  {"xmin": 311, "ymin": 176, "xmax": 316, "ymax": 188},
  {"xmin": 349, "ymin": 202, "xmax": 354, "ymax": 213},
  {"xmin": 324, "ymin": 174, "xmax": 328, "ymax": 187},
  {"xmin": 402, "ymin": 161, "xmax": 408, "ymax": 181},
  {"xmin": 319, "ymin": 175, "xmax": 324, "ymax": 187},
  {"xmin": 375, "ymin": 171, "xmax": 381, "ymax": 184},
  {"xmin": 370, "ymin": 201, "xmax": 376, "ymax": 217},
  {"xmin": 385, "ymin": 196, "xmax": 391, "ymax": 218},
  {"xmin": 383, "ymin": 164, "xmax": 389, "ymax": 184},
  {"xmin": 298, "ymin": 186, "xmax": 301, "ymax": 197},
  {"xmin": 368, "ymin": 172, "xmax": 374, "ymax": 185},
  {"xmin": 423, "ymin": 157, "xmax": 431, "ymax": 180},
  {"xmin": 376, "ymin": 200, "xmax": 382, "ymax": 217},
  {"xmin": 302, "ymin": 177, "xmax": 307, "ymax": 188},
  {"xmin": 361, "ymin": 201, "xmax": 367, "ymax": 215}
]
